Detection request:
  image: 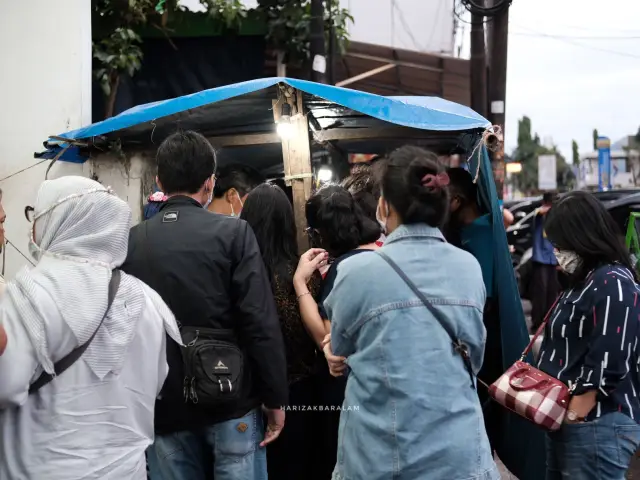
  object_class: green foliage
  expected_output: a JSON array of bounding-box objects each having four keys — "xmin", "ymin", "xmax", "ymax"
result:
[
  {"xmin": 93, "ymin": 0, "xmax": 248, "ymax": 117},
  {"xmin": 93, "ymin": 0, "xmax": 158, "ymax": 25},
  {"xmin": 511, "ymin": 116, "xmax": 575, "ymax": 195},
  {"xmin": 593, "ymin": 128, "xmax": 599, "ymax": 150},
  {"xmin": 199, "ymin": 0, "xmax": 248, "ymax": 29},
  {"xmin": 635, "ymin": 126, "xmax": 640, "ymax": 146},
  {"xmin": 257, "ymin": 0, "xmax": 353, "ymax": 66},
  {"xmin": 92, "ymin": 0, "xmax": 352, "ymax": 118},
  {"xmin": 93, "ymin": 28, "xmax": 143, "ymax": 96},
  {"xmin": 571, "ymin": 140, "xmax": 580, "ymax": 166}
]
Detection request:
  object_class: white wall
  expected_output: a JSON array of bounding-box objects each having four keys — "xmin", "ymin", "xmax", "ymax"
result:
[
  {"xmin": 85, "ymin": 154, "xmax": 154, "ymax": 227},
  {"xmin": 341, "ymin": 0, "xmax": 455, "ymax": 54},
  {"xmin": 0, "ymin": 0, "xmax": 92, "ymax": 279}
]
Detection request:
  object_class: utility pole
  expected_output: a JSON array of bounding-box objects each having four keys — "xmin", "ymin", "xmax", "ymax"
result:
[
  {"xmin": 327, "ymin": 1, "xmax": 335, "ymax": 84},
  {"xmin": 469, "ymin": 6, "xmax": 487, "ymax": 118},
  {"xmin": 310, "ymin": 0, "xmax": 327, "ymax": 83},
  {"xmin": 487, "ymin": 0, "xmax": 510, "ymax": 200}
]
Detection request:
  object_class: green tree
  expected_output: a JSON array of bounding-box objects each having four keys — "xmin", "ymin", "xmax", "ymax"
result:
[
  {"xmin": 511, "ymin": 116, "xmax": 575, "ymax": 195},
  {"xmin": 257, "ymin": 0, "xmax": 353, "ymax": 67},
  {"xmin": 593, "ymin": 129, "xmax": 599, "ymax": 150},
  {"xmin": 93, "ymin": 0, "xmax": 352, "ymax": 119},
  {"xmin": 571, "ymin": 140, "xmax": 580, "ymax": 165}
]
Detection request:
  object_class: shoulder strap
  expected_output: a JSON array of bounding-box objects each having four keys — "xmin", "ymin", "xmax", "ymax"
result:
[
  {"xmin": 521, "ymin": 293, "xmax": 561, "ymax": 361},
  {"xmin": 375, "ymin": 251, "xmax": 476, "ymax": 388},
  {"xmin": 29, "ymin": 270, "xmax": 122, "ymax": 394}
]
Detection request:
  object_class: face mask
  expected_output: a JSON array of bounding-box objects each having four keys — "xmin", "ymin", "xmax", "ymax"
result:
[
  {"xmin": 28, "ymin": 238, "xmax": 42, "ymax": 262},
  {"xmin": 554, "ymin": 249, "xmax": 582, "ymax": 274},
  {"xmin": 376, "ymin": 199, "xmax": 388, "ymax": 235},
  {"xmin": 229, "ymin": 192, "xmax": 244, "ymax": 217},
  {"xmin": 203, "ymin": 176, "xmax": 214, "ymax": 210}
]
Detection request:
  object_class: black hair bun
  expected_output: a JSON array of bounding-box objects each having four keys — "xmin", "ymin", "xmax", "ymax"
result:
[
  {"xmin": 379, "ymin": 145, "xmax": 449, "ymax": 228},
  {"xmin": 405, "ymin": 158, "xmax": 445, "ymax": 199}
]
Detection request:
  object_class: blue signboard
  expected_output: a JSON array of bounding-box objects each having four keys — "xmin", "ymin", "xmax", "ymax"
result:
[{"xmin": 597, "ymin": 136, "xmax": 612, "ymax": 191}]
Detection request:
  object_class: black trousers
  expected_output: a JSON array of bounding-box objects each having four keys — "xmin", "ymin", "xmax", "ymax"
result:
[
  {"xmin": 530, "ymin": 262, "xmax": 561, "ymax": 332},
  {"xmin": 267, "ymin": 376, "xmax": 319, "ymax": 480},
  {"xmin": 479, "ymin": 299, "xmax": 503, "ymax": 453}
]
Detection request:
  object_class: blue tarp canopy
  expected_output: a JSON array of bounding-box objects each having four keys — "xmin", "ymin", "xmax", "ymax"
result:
[
  {"xmin": 42, "ymin": 78, "xmax": 543, "ymax": 479},
  {"xmin": 42, "ymin": 78, "xmax": 489, "ymax": 171}
]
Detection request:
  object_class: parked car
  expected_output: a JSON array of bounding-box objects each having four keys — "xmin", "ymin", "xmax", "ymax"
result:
[
  {"xmin": 504, "ymin": 197, "xmax": 541, "ymax": 223},
  {"xmin": 516, "ymin": 191, "xmax": 640, "ymax": 298},
  {"xmin": 507, "ymin": 190, "xmax": 640, "ymax": 265}
]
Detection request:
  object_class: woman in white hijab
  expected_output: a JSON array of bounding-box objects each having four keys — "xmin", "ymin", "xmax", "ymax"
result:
[{"xmin": 0, "ymin": 176, "xmax": 181, "ymax": 480}]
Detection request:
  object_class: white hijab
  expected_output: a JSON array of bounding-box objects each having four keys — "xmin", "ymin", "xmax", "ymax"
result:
[{"xmin": 6, "ymin": 176, "xmax": 179, "ymax": 378}]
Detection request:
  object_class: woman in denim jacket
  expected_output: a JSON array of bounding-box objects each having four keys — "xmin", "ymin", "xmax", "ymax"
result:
[{"xmin": 322, "ymin": 146, "xmax": 499, "ymax": 480}]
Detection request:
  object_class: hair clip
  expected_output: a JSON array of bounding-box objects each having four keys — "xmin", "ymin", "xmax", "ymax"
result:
[{"xmin": 421, "ymin": 172, "xmax": 450, "ymax": 189}]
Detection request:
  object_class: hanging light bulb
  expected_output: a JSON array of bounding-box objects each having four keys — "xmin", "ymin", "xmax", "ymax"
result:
[
  {"xmin": 317, "ymin": 167, "xmax": 333, "ymax": 183},
  {"xmin": 276, "ymin": 102, "xmax": 294, "ymax": 139}
]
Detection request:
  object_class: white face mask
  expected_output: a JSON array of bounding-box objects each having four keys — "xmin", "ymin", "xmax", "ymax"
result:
[
  {"xmin": 376, "ymin": 198, "xmax": 388, "ymax": 235},
  {"xmin": 28, "ymin": 237, "xmax": 42, "ymax": 262},
  {"xmin": 554, "ymin": 249, "xmax": 582, "ymax": 274},
  {"xmin": 230, "ymin": 192, "xmax": 244, "ymax": 217},
  {"xmin": 203, "ymin": 176, "xmax": 215, "ymax": 210}
]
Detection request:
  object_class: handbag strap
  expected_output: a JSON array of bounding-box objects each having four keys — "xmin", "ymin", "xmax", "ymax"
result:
[
  {"xmin": 520, "ymin": 293, "xmax": 562, "ymax": 361},
  {"xmin": 28, "ymin": 269, "xmax": 122, "ymax": 394},
  {"xmin": 376, "ymin": 251, "xmax": 476, "ymax": 389}
]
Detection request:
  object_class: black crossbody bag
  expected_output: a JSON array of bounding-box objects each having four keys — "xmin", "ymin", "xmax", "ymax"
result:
[
  {"xmin": 135, "ymin": 220, "xmax": 244, "ymax": 406},
  {"xmin": 29, "ymin": 270, "xmax": 122, "ymax": 394}
]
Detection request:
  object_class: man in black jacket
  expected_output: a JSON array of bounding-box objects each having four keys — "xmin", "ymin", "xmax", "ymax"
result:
[{"xmin": 122, "ymin": 131, "xmax": 287, "ymax": 480}]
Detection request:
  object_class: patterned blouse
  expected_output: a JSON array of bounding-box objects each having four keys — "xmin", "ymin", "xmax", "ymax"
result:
[
  {"xmin": 273, "ymin": 267, "xmax": 321, "ymax": 385},
  {"xmin": 538, "ymin": 264, "xmax": 640, "ymax": 422}
]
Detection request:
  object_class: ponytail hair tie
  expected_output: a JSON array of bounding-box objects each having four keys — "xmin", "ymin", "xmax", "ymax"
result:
[{"xmin": 421, "ymin": 172, "xmax": 450, "ymax": 189}]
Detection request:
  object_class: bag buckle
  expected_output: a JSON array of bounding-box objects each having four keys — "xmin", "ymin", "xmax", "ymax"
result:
[
  {"xmin": 454, "ymin": 340, "xmax": 470, "ymax": 359},
  {"xmin": 218, "ymin": 378, "xmax": 232, "ymax": 393}
]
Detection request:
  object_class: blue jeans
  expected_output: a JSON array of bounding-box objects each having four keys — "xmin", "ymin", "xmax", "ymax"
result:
[
  {"xmin": 546, "ymin": 412, "xmax": 640, "ymax": 479},
  {"xmin": 147, "ymin": 408, "xmax": 267, "ymax": 480}
]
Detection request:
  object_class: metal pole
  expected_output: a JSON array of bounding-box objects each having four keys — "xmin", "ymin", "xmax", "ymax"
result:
[
  {"xmin": 470, "ymin": 7, "xmax": 487, "ymax": 118},
  {"xmin": 488, "ymin": 0, "xmax": 510, "ymax": 200},
  {"xmin": 310, "ymin": 0, "xmax": 327, "ymax": 83}
]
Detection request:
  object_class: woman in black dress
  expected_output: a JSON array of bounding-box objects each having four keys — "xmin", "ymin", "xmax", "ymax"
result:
[
  {"xmin": 293, "ymin": 185, "xmax": 381, "ymax": 479},
  {"xmin": 240, "ymin": 183, "xmax": 320, "ymax": 480}
]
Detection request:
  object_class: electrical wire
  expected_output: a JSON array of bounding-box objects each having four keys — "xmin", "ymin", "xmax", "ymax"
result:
[
  {"xmin": 5, "ymin": 237, "xmax": 36, "ymax": 267},
  {"xmin": 460, "ymin": 0, "xmax": 511, "ymax": 17},
  {"xmin": 392, "ymin": 0, "xmax": 425, "ymax": 52},
  {"xmin": 426, "ymin": 0, "xmax": 446, "ymax": 52},
  {"xmin": 512, "ymin": 25, "xmax": 640, "ymax": 60},
  {"xmin": 510, "ymin": 32, "xmax": 640, "ymax": 40},
  {"xmin": 454, "ymin": 1, "xmax": 495, "ymax": 26},
  {"xmin": 0, "ymin": 159, "xmax": 49, "ymax": 184},
  {"xmin": 541, "ymin": 23, "xmax": 640, "ymax": 34}
]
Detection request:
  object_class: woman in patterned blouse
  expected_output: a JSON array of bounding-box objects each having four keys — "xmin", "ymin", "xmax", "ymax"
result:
[
  {"xmin": 539, "ymin": 191, "xmax": 640, "ymax": 479},
  {"xmin": 240, "ymin": 183, "xmax": 321, "ymax": 480}
]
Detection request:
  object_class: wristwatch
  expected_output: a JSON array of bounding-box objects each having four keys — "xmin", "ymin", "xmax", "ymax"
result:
[{"xmin": 566, "ymin": 409, "xmax": 586, "ymax": 423}]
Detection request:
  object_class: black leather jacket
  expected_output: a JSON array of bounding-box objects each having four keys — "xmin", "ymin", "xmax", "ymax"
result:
[{"xmin": 122, "ymin": 195, "xmax": 288, "ymax": 434}]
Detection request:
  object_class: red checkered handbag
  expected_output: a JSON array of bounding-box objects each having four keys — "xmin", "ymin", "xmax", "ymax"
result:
[{"xmin": 487, "ymin": 296, "xmax": 571, "ymax": 431}]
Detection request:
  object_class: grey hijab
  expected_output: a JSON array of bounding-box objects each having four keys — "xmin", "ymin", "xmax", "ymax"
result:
[{"xmin": 6, "ymin": 176, "xmax": 180, "ymax": 378}]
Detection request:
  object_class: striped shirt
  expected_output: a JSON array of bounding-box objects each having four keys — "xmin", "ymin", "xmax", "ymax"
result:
[{"xmin": 537, "ymin": 264, "xmax": 640, "ymax": 422}]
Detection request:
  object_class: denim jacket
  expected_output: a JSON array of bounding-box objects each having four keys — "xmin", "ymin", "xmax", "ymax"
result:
[{"xmin": 325, "ymin": 224, "xmax": 499, "ymax": 480}]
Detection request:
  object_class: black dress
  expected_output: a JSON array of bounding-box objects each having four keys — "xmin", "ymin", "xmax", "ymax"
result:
[
  {"xmin": 267, "ymin": 268, "xmax": 321, "ymax": 480},
  {"xmin": 314, "ymin": 249, "xmax": 374, "ymax": 480}
]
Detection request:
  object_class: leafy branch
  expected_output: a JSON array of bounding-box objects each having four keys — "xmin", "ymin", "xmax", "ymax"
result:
[
  {"xmin": 200, "ymin": 0, "xmax": 248, "ymax": 29},
  {"xmin": 93, "ymin": 28, "xmax": 143, "ymax": 118},
  {"xmin": 258, "ymin": 0, "xmax": 353, "ymax": 67},
  {"xmin": 93, "ymin": 0, "xmax": 248, "ymax": 119}
]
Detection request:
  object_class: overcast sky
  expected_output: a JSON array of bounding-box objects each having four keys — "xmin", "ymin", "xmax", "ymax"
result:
[
  {"xmin": 505, "ymin": 0, "xmax": 640, "ymax": 159},
  {"xmin": 180, "ymin": 0, "xmax": 640, "ymax": 162}
]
